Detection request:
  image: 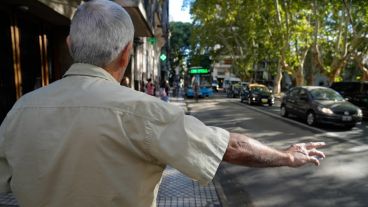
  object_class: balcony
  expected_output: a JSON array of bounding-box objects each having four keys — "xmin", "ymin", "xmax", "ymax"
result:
[{"xmin": 115, "ymin": 0, "xmax": 153, "ymax": 37}]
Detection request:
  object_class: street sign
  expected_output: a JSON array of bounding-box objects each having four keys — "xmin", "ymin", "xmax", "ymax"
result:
[{"xmin": 189, "ymin": 68, "xmax": 209, "ymax": 74}]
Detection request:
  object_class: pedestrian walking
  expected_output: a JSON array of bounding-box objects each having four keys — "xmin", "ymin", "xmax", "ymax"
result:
[
  {"xmin": 0, "ymin": 1, "xmax": 326, "ymax": 207},
  {"xmin": 146, "ymin": 78, "xmax": 155, "ymax": 96},
  {"xmin": 193, "ymin": 81, "xmax": 199, "ymax": 102},
  {"xmin": 159, "ymin": 80, "xmax": 170, "ymax": 102}
]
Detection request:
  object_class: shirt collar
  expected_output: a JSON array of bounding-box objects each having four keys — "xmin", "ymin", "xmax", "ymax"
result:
[{"xmin": 63, "ymin": 63, "xmax": 119, "ymax": 84}]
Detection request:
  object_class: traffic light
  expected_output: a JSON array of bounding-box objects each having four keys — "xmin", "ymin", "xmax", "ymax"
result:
[{"xmin": 160, "ymin": 54, "xmax": 167, "ymax": 61}]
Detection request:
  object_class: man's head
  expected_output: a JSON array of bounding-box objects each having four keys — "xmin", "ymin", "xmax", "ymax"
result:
[{"xmin": 68, "ymin": 0, "xmax": 134, "ymax": 71}]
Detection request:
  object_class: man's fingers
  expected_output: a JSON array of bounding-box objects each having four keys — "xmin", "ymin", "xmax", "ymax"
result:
[
  {"xmin": 305, "ymin": 142, "xmax": 326, "ymax": 150},
  {"xmin": 309, "ymin": 156, "xmax": 321, "ymax": 166},
  {"xmin": 308, "ymin": 149, "xmax": 326, "ymax": 159}
]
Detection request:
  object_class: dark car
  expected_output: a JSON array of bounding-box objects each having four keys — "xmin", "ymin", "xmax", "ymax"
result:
[
  {"xmin": 240, "ymin": 83, "xmax": 274, "ymax": 106},
  {"xmin": 280, "ymin": 86, "xmax": 363, "ymax": 129},
  {"xmin": 226, "ymin": 82, "xmax": 242, "ymax": 98},
  {"xmin": 330, "ymin": 81, "xmax": 368, "ymax": 119}
]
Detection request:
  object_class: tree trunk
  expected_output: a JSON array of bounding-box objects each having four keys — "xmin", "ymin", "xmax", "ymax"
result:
[
  {"xmin": 353, "ymin": 53, "xmax": 368, "ymax": 81},
  {"xmin": 329, "ymin": 57, "xmax": 348, "ymax": 83},
  {"xmin": 273, "ymin": 0, "xmax": 288, "ymax": 95},
  {"xmin": 295, "ymin": 48, "xmax": 309, "ymax": 86},
  {"xmin": 273, "ymin": 59, "xmax": 283, "ymax": 95}
]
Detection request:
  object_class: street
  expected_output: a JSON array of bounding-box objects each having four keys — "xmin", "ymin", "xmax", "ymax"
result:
[{"xmin": 188, "ymin": 94, "xmax": 368, "ymax": 207}]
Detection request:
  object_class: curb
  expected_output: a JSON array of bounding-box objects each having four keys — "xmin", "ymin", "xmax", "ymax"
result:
[{"xmin": 213, "ymin": 176, "xmax": 229, "ymax": 207}]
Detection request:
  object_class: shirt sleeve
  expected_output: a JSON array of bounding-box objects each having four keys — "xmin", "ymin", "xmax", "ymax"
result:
[
  {"xmin": 147, "ymin": 109, "xmax": 230, "ymax": 185},
  {"xmin": 0, "ymin": 117, "xmax": 11, "ymax": 193}
]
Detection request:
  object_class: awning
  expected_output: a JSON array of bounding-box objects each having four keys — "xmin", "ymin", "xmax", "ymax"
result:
[{"xmin": 16, "ymin": 0, "xmax": 154, "ymax": 37}]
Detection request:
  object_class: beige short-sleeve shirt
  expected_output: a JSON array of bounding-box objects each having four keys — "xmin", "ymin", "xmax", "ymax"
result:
[{"xmin": 0, "ymin": 63, "xmax": 229, "ymax": 207}]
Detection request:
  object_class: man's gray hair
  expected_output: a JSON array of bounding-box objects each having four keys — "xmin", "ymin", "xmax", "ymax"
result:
[{"xmin": 69, "ymin": 0, "xmax": 134, "ymax": 67}]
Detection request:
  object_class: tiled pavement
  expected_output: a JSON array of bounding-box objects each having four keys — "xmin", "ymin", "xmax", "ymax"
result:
[
  {"xmin": 157, "ymin": 166, "xmax": 221, "ymax": 207},
  {"xmin": 0, "ymin": 89, "xmax": 224, "ymax": 207},
  {"xmin": 156, "ymin": 91, "xmax": 223, "ymax": 207},
  {"xmin": 0, "ymin": 193, "xmax": 17, "ymax": 207}
]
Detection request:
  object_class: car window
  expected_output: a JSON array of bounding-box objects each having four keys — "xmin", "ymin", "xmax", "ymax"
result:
[
  {"xmin": 250, "ymin": 85, "xmax": 269, "ymax": 93},
  {"xmin": 299, "ymin": 89, "xmax": 307, "ymax": 96},
  {"xmin": 361, "ymin": 83, "xmax": 368, "ymax": 93},
  {"xmin": 288, "ymin": 88, "xmax": 300, "ymax": 97},
  {"xmin": 331, "ymin": 82, "xmax": 367, "ymax": 95},
  {"xmin": 310, "ymin": 88, "xmax": 344, "ymax": 101}
]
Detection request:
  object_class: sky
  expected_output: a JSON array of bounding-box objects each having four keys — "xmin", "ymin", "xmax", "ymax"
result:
[{"xmin": 169, "ymin": 0, "xmax": 191, "ymax": 22}]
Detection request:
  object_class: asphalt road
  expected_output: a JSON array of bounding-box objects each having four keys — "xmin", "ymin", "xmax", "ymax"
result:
[{"xmin": 187, "ymin": 94, "xmax": 368, "ymax": 207}]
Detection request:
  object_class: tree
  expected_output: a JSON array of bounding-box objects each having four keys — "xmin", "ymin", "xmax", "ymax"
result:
[
  {"xmin": 169, "ymin": 21, "xmax": 192, "ymax": 79},
  {"xmin": 313, "ymin": 0, "xmax": 368, "ymax": 83},
  {"xmin": 188, "ymin": 0, "xmax": 368, "ymax": 92},
  {"xmin": 190, "ymin": 0, "xmax": 270, "ymax": 80}
]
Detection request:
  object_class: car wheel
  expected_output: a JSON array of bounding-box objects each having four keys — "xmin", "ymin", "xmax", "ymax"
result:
[
  {"xmin": 306, "ymin": 111, "xmax": 316, "ymax": 126},
  {"xmin": 280, "ymin": 105, "xmax": 288, "ymax": 117}
]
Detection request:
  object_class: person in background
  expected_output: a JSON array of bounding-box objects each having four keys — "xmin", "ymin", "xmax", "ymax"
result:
[
  {"xmin": 193, "ymin": 80, "xmax": 200, "ymax": 102},
  {"xmin": 159, "ymin": 80, "xmax": 170, "ymax": 102},
  {"xmin": 121, "ymin": 76, "xmax": 130, "ymax": 87},
  {"xmin": 146, "ymin": 78, "xmax": 155, "ymax": 96},
  {"xmin": 0, "ymin": 1, "xmax": 326, "ymax": 207},
  {"xmin": 164, "ymin": 80, "xmax": 170, "ymax": 97}
]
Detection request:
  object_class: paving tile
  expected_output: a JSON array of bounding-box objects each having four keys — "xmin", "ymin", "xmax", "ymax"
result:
[
  {"xmin": 157, "ymin": 166, "xmax": 222, "ymax": 207},
  {"xmin": 0, "ymin": 193, "xmax": 18, "ymax": 206}
]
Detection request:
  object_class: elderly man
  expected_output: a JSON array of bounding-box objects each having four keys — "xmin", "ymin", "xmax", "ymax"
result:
[{"xmin": 0, "ymin": 0, "xmax": 325, "ymax": 206}]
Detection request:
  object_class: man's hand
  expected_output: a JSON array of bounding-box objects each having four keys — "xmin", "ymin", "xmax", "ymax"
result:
[
  {"xmin": 223, "ymin": 133, "xmax": 326, "ymax": 168},
  {"xmin": 285, "ymin": 142, "xmax": 326, "ymax": 167}
]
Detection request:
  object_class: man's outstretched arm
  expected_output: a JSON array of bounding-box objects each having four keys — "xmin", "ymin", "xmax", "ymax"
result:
[{"xmin": 223, "ymin": 133, "xmax": 326, "ymax": 168}]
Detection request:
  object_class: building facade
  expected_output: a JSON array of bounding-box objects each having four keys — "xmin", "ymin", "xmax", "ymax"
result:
[
  {"xmin": 212, "ymin": 57, "xmax": 238, "ymax": 88},
  {"xmin": 0, "ymin": 0, "xmax": 169, "ymax": 122}
]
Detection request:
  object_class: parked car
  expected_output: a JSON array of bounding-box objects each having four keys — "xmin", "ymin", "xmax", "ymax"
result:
[
  {"xmin": 330, "ymin": 81, "xmax": 368, "ymax": 119},
  {"xmin": 280, "ymin": 86, "xmax": 363, "ymax": 129},
  {"xmin": 226, "ymin": 82, "xmax": 242, "ymax": 98},
  {"xmin": 240, "ymin": 81, "xmax": 249, "ymax": 90},
  {"xmin": 240, "ymin": 83, "xmax": 274, "ymax": 106},
  {"xmin": 211, "ymin": 80, "xmax": 219, "ymax": 92},
  {"xmin": 223, "ymin": 77, "xmax": 241, "ymax": 92}
]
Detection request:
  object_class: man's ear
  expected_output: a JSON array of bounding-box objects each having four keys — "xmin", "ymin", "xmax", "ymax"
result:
[{"xmin": 119, "ymin": 42, "xmax": 133, "ymax": 69}]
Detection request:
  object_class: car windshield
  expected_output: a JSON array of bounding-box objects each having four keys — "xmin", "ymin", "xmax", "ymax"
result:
[
  {"xmin": 310, "ymin": 88, "xmax": 344, "ymax": 101},
  {"xmin": 250, "ymin": 86, "xmax": 269, "ymax": 93}
]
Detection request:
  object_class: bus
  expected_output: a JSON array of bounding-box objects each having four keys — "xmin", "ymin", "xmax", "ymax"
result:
[{"xmin": 185, "ymin": 66, "xmax": 214, "ymax": 98}]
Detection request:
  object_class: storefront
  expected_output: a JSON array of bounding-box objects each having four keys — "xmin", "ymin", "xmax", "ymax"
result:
[
  {"xmin": 0, "ymin": 0, "xmax": 74, "ymax": 122},
  {"xmin": 0, "ymin": 0, "xmax": 168, "ymax": 122}
]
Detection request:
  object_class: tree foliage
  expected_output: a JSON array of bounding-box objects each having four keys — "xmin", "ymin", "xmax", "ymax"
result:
[
  {"xmin": 169, "ymin": 21, "xmax": 192, "ymax": 69},
  {"xmin": 187, "ymin": 0, "xmax": 368, "ymax": 94}
]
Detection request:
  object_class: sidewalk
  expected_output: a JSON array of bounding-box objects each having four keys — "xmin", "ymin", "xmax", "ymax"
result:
[
  {"xmin": 156, "ymin": 89, "xmax": 224, "ymax": 207},
  {"xmin": 0, "ymin": 89, "xmax": 225, "ymax": 207}
]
